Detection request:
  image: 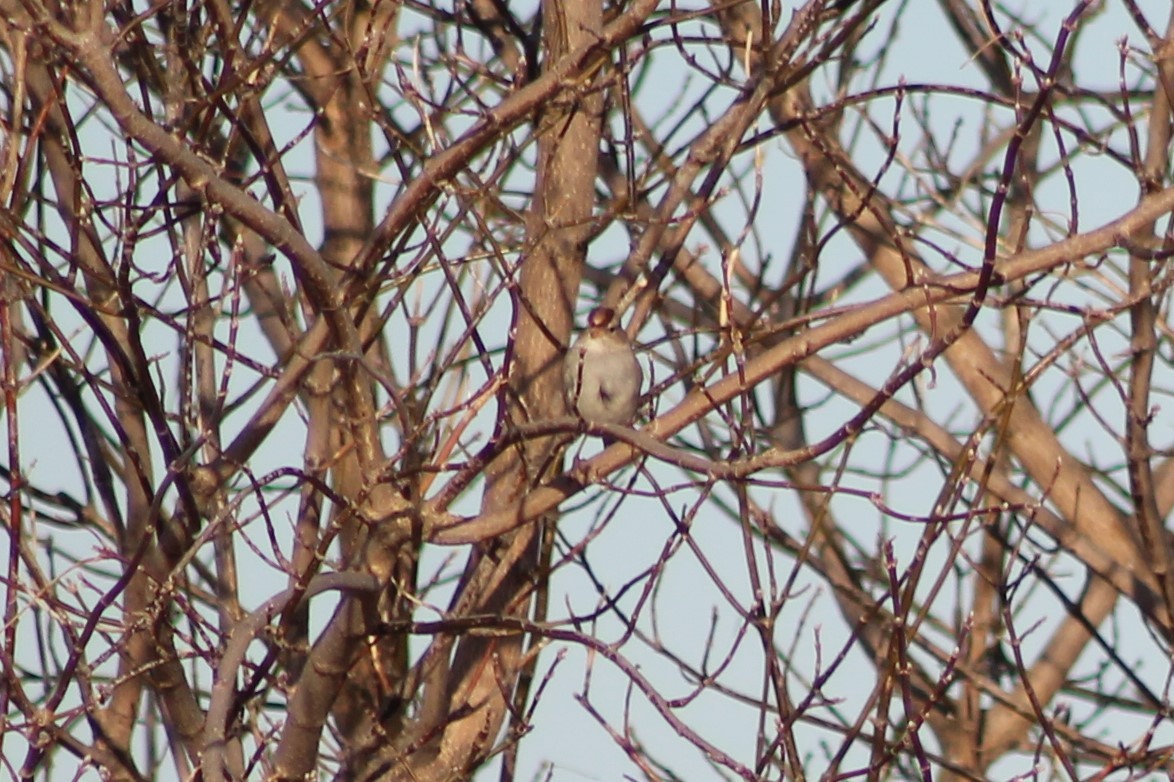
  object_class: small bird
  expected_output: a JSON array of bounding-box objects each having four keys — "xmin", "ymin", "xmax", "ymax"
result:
[{"xmin": 563, "ymin": 306, "xmax": 643, "ymax": 437}]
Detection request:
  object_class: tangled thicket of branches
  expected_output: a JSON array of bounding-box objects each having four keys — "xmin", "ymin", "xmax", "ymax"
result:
[{"xmin": 2, "ymin": 0, "xmax": 1173, "ymax": 779}]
